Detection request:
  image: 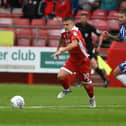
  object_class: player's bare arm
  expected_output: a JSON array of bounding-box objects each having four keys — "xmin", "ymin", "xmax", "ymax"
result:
[
  {"xmin": 108, "ymin": 34, "xmax": 119, "ymax": 41},
  {"xmin": 105, "ymin": 31, "xmax": 119, "ymax": 41},
  {"xmin": 95, "ymin": 33, "xmax": 104, "ymax": 53},
  {"xmin": 52, "ymin": 39, "xmax": 78, "ymax": 57},
  {"xmin": 51, "ymin": 36, "xmax": 64, "ymax": 58},
  {"xmin": 57, "ymin": 36, "xmax": 65, "ymax": 51}
]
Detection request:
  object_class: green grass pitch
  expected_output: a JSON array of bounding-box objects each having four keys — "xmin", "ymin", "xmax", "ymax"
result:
[{"xmin": 0, "ymin": 84, "xmax": 126, "ymax": 126}]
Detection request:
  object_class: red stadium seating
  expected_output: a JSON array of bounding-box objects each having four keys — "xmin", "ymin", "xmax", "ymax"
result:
[
  {"xmin": 91, "ymin": 10, "xmax": 107, "ymax": 20},
  {"xmin": 32, "ymin": 29, "xmax": 48, "ymax": 46},
  {"xmin": 31, "ymin": 19, "xmax": 46, "ymax": 26},
  {"xmin": 48, "ymin": 29, "xmax": 61, "ymax": 38},
  {"xmin": 0, "ymin": 8, "xmax": 11, "ymax": 18},
  {"xmin": 47, "ymin": 18, "xmax": 62, "ymax": 28},
  {"xmin": 47, "ymin": 28, "xmax": 61, "ymax": 47},
  {"xmin": 48, "ymin": 38, "xmax": 60, "ymax": 47},
  {"xmin": 11, "ymin": 8, "xmax": 23, "ymax": 18},
  {"xmin": 0, "ymin": 8, "xmax": 22, "ymax": 18},
  {"xmin": 13, "ymin": 18, "xmax": 30, "ymax": 26},
  {"xmin": 16, "ymin": 28, "xmax": 32, "ymax": 46},
  {"xmin": 107, "ymin": 11, "xmax": 119, "ymax": 20},
  {"xmin": 92, "ymin": 19, "xmax": 109, "ymax": 31},
  {"xmin": 120, "ymin": 1, "xmax": 126, "ymax": 10},
  {"xmin": 107, "ymin": 19, "xmax": 120, "ymax": 31},
  {"xmin": 46, "ymin": 18, "xmax": 62, "ymax": 47},
  {"xmin": 87, "ymin": 20, "xmax": 93, "ymax": 25},
  {"xmin": 0, "ymin": 18, "xmax": 13, "ymax": 26},
  {"xmin": 32, "ymin": 38, "xmax": 47, "ymax": 46},
  {"xmin": 0, "ymin": 27, "xmax": 15, "ymax": 31}
]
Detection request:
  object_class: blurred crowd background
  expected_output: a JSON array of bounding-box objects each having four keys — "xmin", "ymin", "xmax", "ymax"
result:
[{"xmin": 0, "ymin": 0, "xmax": 126, "ymax": 48}]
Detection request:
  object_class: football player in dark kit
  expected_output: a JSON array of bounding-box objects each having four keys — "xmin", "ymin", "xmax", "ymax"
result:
[{"xmin": 76, "ymin": 12, "xmax": 110, "ymax": 87}]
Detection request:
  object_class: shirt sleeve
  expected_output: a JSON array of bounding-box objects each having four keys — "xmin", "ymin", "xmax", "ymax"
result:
[
  {"xmin": 91, "ymin": 25, "xmax": 101, "ymax": 36},
  {"xmin": 118, "ymin": 32, "xmax": 121, "ymax": 41},
  {"xmin": 60, "ymin": 29, "xmax": 65, "ymax": 38},
  {"xmin": 118, "ymin": 25, "xmax": 125, "ymax": 41},
  {"xmin": 71, "ymin": 31, "xmax": 80, "ymax": 41}
]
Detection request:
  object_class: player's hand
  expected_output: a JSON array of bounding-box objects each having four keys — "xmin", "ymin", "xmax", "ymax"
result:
[
  {"xmin": 52, "ymin": 48, "xmax": 65, "ymax": 57},
  {"xmin": 103, "ymin": 31, "xmax": 111, "ymax": 37},
  {"xmin": 95, "ymin": 46, "xmax": 100, "ymax": 54},
  {"xmin": 52, "ymin": 50, "xmax": 61, "ymax": 57}
]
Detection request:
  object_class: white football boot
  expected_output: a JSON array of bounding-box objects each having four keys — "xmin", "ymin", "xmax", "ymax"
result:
[
  {"xmin": 57, "ymin": 89, "xmax": 72, "ymax": 99},
  {"xmin": 89, "ymin": 96, "xmax": 96, "ymax": 108}
]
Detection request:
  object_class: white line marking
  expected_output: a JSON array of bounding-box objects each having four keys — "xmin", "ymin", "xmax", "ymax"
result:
[{"xmin": 0, "ymin": 105, "xmax": 126, "ymax": 109}]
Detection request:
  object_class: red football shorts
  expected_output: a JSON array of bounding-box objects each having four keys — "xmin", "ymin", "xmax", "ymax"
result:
[{"xmin": 61, "ymin": 56, "xmax": 92, "ymax": 84}]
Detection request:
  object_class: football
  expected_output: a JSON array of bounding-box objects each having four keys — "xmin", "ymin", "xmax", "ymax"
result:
[{"xmin": 10, "ymin": 96, "xmax": 25, "ymax": 109}]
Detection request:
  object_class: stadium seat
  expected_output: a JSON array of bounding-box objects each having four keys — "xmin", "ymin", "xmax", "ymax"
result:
[
  {"xmin": 0, "ymin": 13, "xmax": 10, "ymax": 18},
  {"xmin": 11, "ymin": 8, "xmax": 23, "ymax": 18},
  {"xmin": 16, "ymin": 38, "xmax": 31, "ymax": 46},
  {"xmin": 88, "ymin": 20, "xmax": 93, "ymax": 25},
  {"xmin": 31, "ymin": 19, "xmax": 46, "ymax": 27},
  {"xmin": 0, "ymin": 18, "xmax": 13, "ymax": 26},
  {"xmin": 16, "ymin": 28, "xmax": 32, "ymax": 46},
  {"xmin": 47, "ymin": 18, "xmax": 62, "ymax": 28},
  {"xmin": 31, "ymin": 19, "xmax": 46, "ymax": 33},
  {"xmin": 91, "ymin": 10, "xmax": 107, "ymax": 20},
  {"xmin": 107, "ymin": 19, "xmax": 120, "ymax": 31},
  {"xmin": 92, "ymin": 19, "xmax": 109, "ymax": 31},
  {"xmin": 48, "ymin": 29, "xmax": 61, "ymax": 38},
  {"xmin": 0, "ymin": 27, "xmax": 15, "ymax": 31},
  {"xmin": 46, "ymin": 18, "xmax": 62, "ymax": 47},
  {"xmin": 47, "ymin": 29, "xmax": 61, "ymax": 47},
  {"xmin": 107, "ymin": 11, "xmax": 119, "ymax": 20},
  {"xmin": 120, "ymin": 1, "xmax": 126, "ymax": 10},
  {"xmin": 0, "ymin": 8, "xmax": 11, "ymax": 18},
  {"xmin": 32, "ymin": 29, "xmax": 48, "ymax": 46},
  {"xmin": 13, "ymin": 18, "xmax": 30, "ymax": 26},
  {"xmin": 48, "ymin": 38, "xmax": 60, "ymax": 47}
]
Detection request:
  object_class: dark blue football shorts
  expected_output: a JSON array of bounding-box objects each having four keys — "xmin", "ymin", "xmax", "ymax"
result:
[{"xmin": 119, "ymin": 61, "xmax": 126, "ymax": 73}]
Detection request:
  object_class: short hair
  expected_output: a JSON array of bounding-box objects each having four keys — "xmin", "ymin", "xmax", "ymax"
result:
[
  {"xmin": 81, "ymin": 12, "xmax": 88, "ymax": 17},
  {"xmin": 120, "ymin": 9, "xmax": 126, "ymax": 15},
  {"xmin": 63, "ymin": 16, "xmax": 75, "ymax": 22}
]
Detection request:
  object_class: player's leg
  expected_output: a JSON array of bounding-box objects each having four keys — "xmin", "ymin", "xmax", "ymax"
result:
[
  {"xmin": 113, "ymin": 61, "xmax": 126, "ymax": 86},
  {"xmin": 83, "ymin": 84, "xmax": 96, "ymax": 108},
  {"xmin": 91, "ymin": 57, "xmax": 110, "ymax": 87},
  {"xmin": 78, "ymin": 59, "xmax": 96, "ymax": 108},
  {"xmin": 73, "ymin": 75, "xmax": 82, "ymax": 87},
  {"xmin": 78, "ymin": 73, "xmax": 96, "ymax": 108},
  {"xmin": 57, "ymin": 69, "xmax": 72, "ymax": 99},
  {"xmin": 113, "ymin": 65, "xmax": 122, "ymax": 76},
  {"xmin": 88, "ymin": 48, "xmax": 109, "ymax": 87},
  {"xmin": 57, "ymin": 68, "xmax": 72, "ymax": 89},
  {"xmin": 57, "ymin": 58, "xmax": 75, "ymax": 99}
]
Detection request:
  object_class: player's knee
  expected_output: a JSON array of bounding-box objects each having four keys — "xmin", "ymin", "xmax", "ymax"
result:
[
  {"xmin": 91, "ymin": 59, "xmax": 98, "ymax": 68},
  {"xmin": 57, "ymin": 74, "xmax": 65, "ymax": 81},
  {"xmin": 113, "ymin": 69, "xmax": 117, "ymax": 77},
  {"xmin": 113, "ymin": 67, "xmax": 120, "ymax": 77}
]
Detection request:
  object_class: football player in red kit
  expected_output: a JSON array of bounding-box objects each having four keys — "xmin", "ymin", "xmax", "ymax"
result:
[{"xmin": 52, "ymin": 16, "xmax": 96, "ymax": 108}]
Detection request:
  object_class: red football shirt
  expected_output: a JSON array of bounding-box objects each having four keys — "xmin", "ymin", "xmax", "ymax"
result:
[{"xmin": 61, "ymin": 26, "xmax": 89, "ymax": 61}]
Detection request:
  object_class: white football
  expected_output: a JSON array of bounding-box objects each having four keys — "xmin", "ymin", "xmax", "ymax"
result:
[{"xmin": 10, "ymin": 96, "xmax": 25, "ymax": 109}]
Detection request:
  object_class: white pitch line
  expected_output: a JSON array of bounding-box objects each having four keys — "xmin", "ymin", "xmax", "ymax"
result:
[{"xmin": 0, "ymin": 105, "xmax": 126, "ymax": 109}]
